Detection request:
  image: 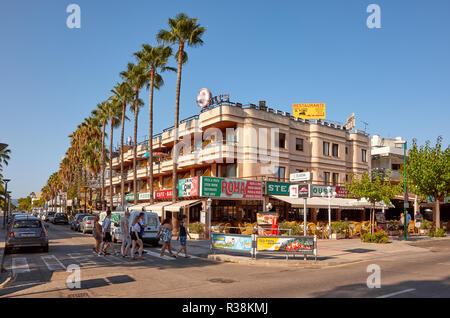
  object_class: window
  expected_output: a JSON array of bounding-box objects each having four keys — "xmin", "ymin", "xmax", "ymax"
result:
[
  {"xmin": 345, "ymin": 174, "xmax": 349, "ymax": 183},
  {"xmin": 324, "ymin": 172, "xmax": 330, "ymax": 185},
  {"xmin": 392, "ymin": 164, "xmax": 401, "ymax": 171},
  {"xmin": 345, "ymin": 147, "xmax": 348, "ymax": 155},
  {"xmin": 332, "ymin": 173, "xmax": 339, "ymax": 186},
  {"xmin": 277, "ymin": 132, "xmax": 286, "ymax": 149},
  {"xmin": 218, "ymin": 164, "xmax": 237, "ymax": 178},
  {"xmin": 332, "ymin": 144, "xmax": 339, "ymax": 157},
  {"xmin": 362, "ymin": 149, "xmax": 367, "ymax": 162},
  {"xmin": 275, "ymin": 166, "xmax": 286, "ymax": 181},
  {"xmin": 323, "ymin": 142, "xmax": 330, "ymax": 156},
  {"xmin": 295, "ymin": 169, "xmax": 304, "ymax": 173},
  {"xmin": 296, "ymin": 138, "xmax": 304, "ymax": 151}
]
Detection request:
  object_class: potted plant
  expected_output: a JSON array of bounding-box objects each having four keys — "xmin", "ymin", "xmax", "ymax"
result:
[
  {"xmin": 420, "ymin": 220, "xmax": 433, "ymax": 235},
  {"xmin": 188, "ymin": 222, "xmax": 205, "ymax": 240},
  {"xmin": 386, "ymin": 221, "xmax": 400, "ymax": 236},
  {"xmin": 331, "ymin": 222, "xmax": 349, "ymax": 239}
]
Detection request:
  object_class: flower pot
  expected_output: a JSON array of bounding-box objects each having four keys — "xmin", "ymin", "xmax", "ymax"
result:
[
  {"xmin": 419, "ymin": 229, "xmax": 430, "ymax": 235},
  {"xmin": 331, "ymin": 233, "xmax": 345, "ymax": 240}
]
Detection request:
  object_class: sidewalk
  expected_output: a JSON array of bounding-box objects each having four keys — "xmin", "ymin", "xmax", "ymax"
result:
[
  {"xmin": 184, "ymin": 235, "xmax": 448, "ymax": 268},
  {"xmin": 0, "ymin": 216, "xmax": 13, "ymax": 288}
]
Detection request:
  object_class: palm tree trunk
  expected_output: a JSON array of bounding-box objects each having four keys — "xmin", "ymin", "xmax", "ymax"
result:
[
  {"xmin": 148, "ymin": 69, "xmax": 155, "ymax": 205},
  {"xmin": 172, "ymin": 42, "xmax": 184, "ymax": 204},
  {"xmin": 133, "ymin": 88, "xmax": 139, "ymax": 205},
  {"xmin": 101, "ymin": 122, "xmax": 106, "ymax": 211},
  {"xmin": 435, "ymin": 198, "xmax": 440, "ymax": 230},
  {"xmin": 109, "ymin": 119, "xmax": 114, "ymax": 211},
  {"xmin": 120, "ymin": 101, "xmax": 126, "ymax": 209}
]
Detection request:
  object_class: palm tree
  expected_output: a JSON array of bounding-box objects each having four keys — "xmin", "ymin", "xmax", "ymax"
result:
[
  {"xmin": 111, "ymin": 81, "xmax": 133, "ymax": 208},
  {"xmin": 120, "ymin": 62, "xmax": 148, "ymax": 205},
  {"xmin": 134, "ymin": 44, "xmax": 175, "ymax": 204},
  {"xmin": 104, "ymin": 98, "xmax": 123, "ymax": 211},
  {"xmin": 157, "ymin": 13, "xmax": 206, "ymax": 203},
  {"xmin": 92, "ymin": 102, "xmax": 109, "ymax": 209},
  {"xmin": 0, "ymin": 145, "xmax": 11, "ymax": 174}
]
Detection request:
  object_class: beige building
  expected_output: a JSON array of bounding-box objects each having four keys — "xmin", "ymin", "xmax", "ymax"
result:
[{"xmin": 105, "ymin": 101, "xmax": 370, "ymax": 205}]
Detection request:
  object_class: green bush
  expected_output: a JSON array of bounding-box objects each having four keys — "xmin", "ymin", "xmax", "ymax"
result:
[
  {"xmin": 428, "ymin": 228, "xmax": 447, "ymax": 237},
  {"xmin": 420, "ymin": 219, "xmax": 433, "ymax": 230},
  {"xmin": 278, "ymin": 221, "xmax": 303, "ymax": 235},
  {"xmin": 361, "ymin": 231, "xmax": 389, "ymax": 244},
  {"xmin": 188, "ymin": 222, "xmax": 205, "ymax": 234},
  {"xmin": 331, "ymin": 221, "xmax": 350, "ymax": 234}
]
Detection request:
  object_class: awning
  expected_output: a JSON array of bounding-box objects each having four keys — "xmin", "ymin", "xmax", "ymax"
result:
[
  {"xmin": 164, "ymin": 200, "xmax": 202, "ymax": 212},
  {"xmin": 270, "ymin": 195, "xmax": 390, "ymax": 210},
  {"xmin": 128, "ymin": 203, "xmax": 148, "ymax": 212},
  {"xmin": 144, "ymin": 201, "xmax": 173, "ymax": 216}
]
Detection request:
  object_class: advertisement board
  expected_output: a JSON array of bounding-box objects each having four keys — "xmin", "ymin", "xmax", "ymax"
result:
[
  {"xmin": 178, "ymin": 177, "xmax": 199, "ymax": 197},
  {"xmin": 289, "ymin": 184, "xmax": 310, "ymax": 198},
  {"xmin": 266, "ymin": 182, "xmax": 290, "ymax": 196},
  {"xmin": 126, "ymin": 192, "xmax": 151, "ymax": 202},
  {"xmin": 201, "ymin": 177, "xmax": 262, "ymax": 199},
  {"xmin": 154, "ymin": 189, "xmax": 172, "ymax": 199},
  {"xmin": 293, "ymin": 103, "xmax": 326, "ymax": 119},
  {"xmin": 211, "ymin": 233, "xmax": 252, "ymax": 252},
  {"xmin": 256, "ymin": 236, "xmax": 315, "ymax": 254}
]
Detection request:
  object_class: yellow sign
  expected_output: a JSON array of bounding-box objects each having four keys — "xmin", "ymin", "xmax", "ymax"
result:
[{"xmin": 293, "ymin": 103, "xmax": 326, "ymax": 119}]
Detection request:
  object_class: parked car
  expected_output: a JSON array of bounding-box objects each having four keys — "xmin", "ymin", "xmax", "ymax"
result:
[
  {"xmin": 70, "ymin": 213, "xmax": 89, "ymax": 231},
  {"xmin": 5, "ymin": 216, "xmax": 49, "ymax": 254},
  {"xmin": 44, "ymin": 211, "xmax": 56, "ymax": 223},
  {"xmin": 79, "ymin": 216, "xmax": 95, "ymax": 234},
  {"xmin": 52, "ymin": 213, "xmax": 69, "ymax": 224}
]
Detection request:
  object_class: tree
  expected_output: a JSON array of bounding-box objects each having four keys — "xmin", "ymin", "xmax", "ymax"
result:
[
  {"xmin": 134, "ymin": 44, "xmax": 175, "ymax": 204},
  {"xmin": 157, "ymin": 13, "xmax": 206, "ymax": 203},
  {"xmin": 111, "ymin": 81, "xmax": 133, "ymax": 208},
  {"xmin": 0, "ymin": 145, "xmax": 11, "ymax": 178},
  {"xmin": 120, "ymin": 62, "xmax": 148, "ymax": 205},
  {"xmin": 17, "ymin": 196, "xmax": 32, "ymax": 212},
  {"xmin": 405, "ymin": 136, "xmax": 450, "ymax": 230},
  {"xmin": 346, "ymin": 172, "xmax": 401, "ymax": 234}
]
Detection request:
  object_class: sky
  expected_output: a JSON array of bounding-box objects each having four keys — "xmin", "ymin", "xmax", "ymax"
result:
[{"xmin": 0, "ymin": 0, "xmax": 449, "ymax": 198}]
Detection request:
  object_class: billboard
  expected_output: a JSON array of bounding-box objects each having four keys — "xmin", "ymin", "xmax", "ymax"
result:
[
  {"xmin": 178, "ymin": 177, "xmax": 199, "ymax": 197},
  {"xmin": 211, "ymin": 233, "xmax": 252, "ymax": 251},
  {"xmin": 256, "ymin": 236, "xmax": 315, "ymax": 253},
  {"xmin": 200, "ymin": 177, "xmax": 263, "ymax": 199},
  {"xmin": 293, "ymin": 103, "xmax": 326, "ymax": 119}
]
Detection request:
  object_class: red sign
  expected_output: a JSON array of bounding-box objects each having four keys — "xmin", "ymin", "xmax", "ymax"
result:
[
  {"xmin": 335, "ymin": 186, "xmax": 353, "ymax": 198},
  {"xmin": 154, "ymin": 189, "xmax": 172, "ymax": 199}
]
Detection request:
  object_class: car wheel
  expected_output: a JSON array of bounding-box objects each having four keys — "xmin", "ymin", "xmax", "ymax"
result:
[{"xmin": 82, "ymin": 227, "xmax": 86, "ymax": 234}]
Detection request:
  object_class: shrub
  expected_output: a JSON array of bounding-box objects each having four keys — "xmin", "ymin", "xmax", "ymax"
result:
[
  {"xmin": 420, "ymin": 220, "xmax": 433, "ymax": 230},
  {"xmin": 331, "ymin": 221, "xmax": 350, "ymax": 234},
  {"xmin": 279, "ymin": 221, "xmax": 303, "ymax": 235},
  {"xmin": 428, "ymin": 228, "xmax": 447, "ymax": 237},
  {"xmin": 361, "ymin": 231, "xmax": 389, "ymax": 244},
  {"xmin": 387, "ymin": 221, "xmax": 400, "ymax": 231},
  {"xmin": 188, "ymin": 222, "xmax": 205, "ymax": 234}
]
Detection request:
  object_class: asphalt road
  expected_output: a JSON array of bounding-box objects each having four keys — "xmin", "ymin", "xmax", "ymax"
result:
[{"xmin": 1, "ymin": 221, "xmax": 449, "ymax": 298}]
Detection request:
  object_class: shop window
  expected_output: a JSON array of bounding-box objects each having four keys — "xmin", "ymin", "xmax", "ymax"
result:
[
  {"xmin": 323, "ymin": 142, "xmax": 330, "ymax": 156},
  {"xmin": 296, "ymin": 138, "xmax": 304, "ymax": 151},
  {"xmin": 332, "ymin": 144, "xmax": 339, "ymax": 157}
]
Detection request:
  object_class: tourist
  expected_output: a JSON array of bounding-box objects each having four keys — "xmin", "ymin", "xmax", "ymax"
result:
[
  {"xmin": 120, "ymin": 211, "xmax": 131, "ymax": 258},
  {"xmin": 130, "ymin": 214, "xmax": 144, "ymax": 260},
  {"xmin": 175, "ymin": 215, "xmax": 191, "ymax": 258},
  {"xmin": 158, "ymin": 217, "xmax": 176, "ymax": 258},
  {"xmin": 92, "ymin": 215, "xmax": 103, "ymax": 254}
]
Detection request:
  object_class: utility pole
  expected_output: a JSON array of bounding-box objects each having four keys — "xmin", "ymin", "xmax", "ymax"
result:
[{"xmin": 2, "ymin": 179, "xmax": 10, "ymax": 228}]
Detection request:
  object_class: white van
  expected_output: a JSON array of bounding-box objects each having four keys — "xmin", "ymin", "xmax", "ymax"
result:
[{"xmin": 112, "ymin": 211, "xmax": 160, "ymax": 246}]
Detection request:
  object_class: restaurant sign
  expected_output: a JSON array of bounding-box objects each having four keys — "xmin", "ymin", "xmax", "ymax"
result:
[
  {"xmin": 266, "ymin": 181, "xmax": 290, "ymax": 196},
  {"xmin": 178, "ymin": 177, "xmax": 199, "ymax": 197},
  {"xmin": 126, "ymin": 192, "xmax": 151, "ymax": 201},
  {"xmin": 310, "ymin": 185, "xmax": 353, "ymax": 198},
  {"xmin": 154, "ymin": 189, "xmax": 172, "ymax": 199},
  {"xmin": 201, "ymin": 176, "xmax": 263, "ymax": 199}
]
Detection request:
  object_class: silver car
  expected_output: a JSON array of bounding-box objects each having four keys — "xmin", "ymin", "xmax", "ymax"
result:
[
  {"xmin": 5, "ymin": 216, "xmax": 49, "ymax": 254},
  {"xmin": 79, "ymin": 216, "xmax": 95, "ymax": 234}
]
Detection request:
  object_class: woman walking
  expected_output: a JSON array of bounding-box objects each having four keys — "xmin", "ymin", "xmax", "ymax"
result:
[
  {"xmin": 158, "ymin": 217, "xmax": 176, "ymax": 258},
  {"xmin": 130, "ymin": 214, "xmax": 144, "ymax": 261},
  {"xmin": 175, "ymin": 215, "xmax": 191, "ymax": 258},
  {"xmin": 93, "ymin": 215, "xmax": 103, "ymax": 254}
]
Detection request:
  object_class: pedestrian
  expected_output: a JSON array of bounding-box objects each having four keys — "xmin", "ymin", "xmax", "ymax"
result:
[
  {"xmin": 92, "ymin": 215, "xmax": 103, "ymax": 254},
  {"xmin": 120, "ymin": 211, "xmax": 131, "ymax": 258},
  {"xmin": 135, "ymin": 212, "xmax": 147, "ymax": 256},
  {"xmin": 101, "ymin": 209, "xmax": 118, "ymax": 256},
  {"xmin": 399, "ymin": 213, "xmax": 404, "ymax": 238},
  {"xmin": 414, "ymin": 210, "xmax": 424, "ymax": 234},
  {"xmin": 175, "ymin": 215, "xmax": 192, "ymax": 258},
  {"xmin": 158, "ymin": 217, "xmax": 176, "ymax": 258},
  {"xmin": 130, "ymin": 214, "xmax": 144, "ymax": 260}
]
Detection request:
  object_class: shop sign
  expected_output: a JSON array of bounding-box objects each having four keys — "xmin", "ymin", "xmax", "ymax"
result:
[
  {"xmin": 266, "ymin": 181, "xmax": 290, "ymax": 195},
  {"xmin": 200, "ymin": 177, "xmax": 262, "ymax": 199},
  {"xmin": 178, "ymin": 177, "xmax": 199, "ymax": 197},
  {"xmin": 211, "ymin": 233, "xmax": 252, "ymax": 251},
  {"xmin": 289, "ymin": 184, "xmax": 310, "ymax": 198},
  {"xmin": 293, "ymin": 103, "xmax": 326, "ymax": 119},
  {"xmin": 256, "ymin": 236, "xmax": 315, "ymax": 253},
  {"xmin": 126, "ymin": 192, "xmax": 151, "ymax": 201},
  {"xmin": 310, "ymin": 185, "xmax": 335, "ymax": 197},
  {"xmin": 289, "ymin": 172, "xmax": 312, "ymax": 182},
  {"xmin": 154, "ymin": 189, "xmax": 172, "ymax": 199}
]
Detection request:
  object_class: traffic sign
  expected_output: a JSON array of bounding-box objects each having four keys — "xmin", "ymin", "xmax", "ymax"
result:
[{"xmin": 290, "ymin": 172, "xmax": 312, "ymax": 182}]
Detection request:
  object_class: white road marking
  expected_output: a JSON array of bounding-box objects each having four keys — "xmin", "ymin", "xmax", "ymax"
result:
[
  {"xmin": 377, "ymin": 288, "xmax": 416, "ymax": 298},
  {"xmin": 68, "ymin": 253, "xmax": 98, "ymax": 267},
  {"xmin": 158, "ymin": 248, "xmax": 199, "ymax": 259},
  {"xmin": 41, "ymin": 255, "xmax": 66, "ymax": 271},
  {"xmin": 143, "ymin": 249, "xmax": 175, "ymax": 261},
  {"xmin": 11, "ymin": 257, "xmax": 30, "ymax": 274}
]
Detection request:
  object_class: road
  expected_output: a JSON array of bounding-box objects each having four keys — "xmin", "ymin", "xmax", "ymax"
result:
[{"xmin": 1, "ymin": 221, "xmax": 449, "ymax": 298}]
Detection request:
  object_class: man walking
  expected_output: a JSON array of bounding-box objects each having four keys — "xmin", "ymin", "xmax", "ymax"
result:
[
  {"xmin": 120, "ymin": 211, "xmax": 131, "ymax": 258},
  {"xmin": 102, "ymin": 209, "xmax": 118, "ymax": 256},
  {"xmin": 175, "ymin": 215, "xmax": 191, "ymax": 258}
]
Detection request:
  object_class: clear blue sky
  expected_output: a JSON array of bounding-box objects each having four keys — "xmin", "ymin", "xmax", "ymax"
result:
[{"xmin": 1, "ymin": 0, "xmax": 449, "ymax": 198}]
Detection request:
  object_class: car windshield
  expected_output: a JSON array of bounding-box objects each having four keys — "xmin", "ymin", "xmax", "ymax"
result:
[
  {"xmin": 13, "ymin": 220, "xmax": 42, "ymax": 229},
  {"xmin": 77, "ymin": 215, "xmax": 87, "ymax": 220},
  {"xmin": 147, "ymin": 216, "xmax": 158, "ymax": 227},
  {"xmin": 56, "ymin": 214, "xmax": 66, "ymax": 217}
]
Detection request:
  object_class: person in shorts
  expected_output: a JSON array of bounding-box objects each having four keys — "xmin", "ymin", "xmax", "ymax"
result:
[
  {"xmin": 175, "ymin": 215, "xmax": 191, "ymax": 258},
  {"xmin": 101, "ymin": 209, "xmax": 117, "ymax": 255},
  {"xmin": 130, "ymin": 214, "xmax": 144, "ymax": 260},
  {"xmin": 120, "ymin": 211, "xmax": 131, "ymax": 258}
]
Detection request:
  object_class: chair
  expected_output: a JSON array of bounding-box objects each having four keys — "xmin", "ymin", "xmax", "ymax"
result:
[{"xmin": 407, "ymin": 220, "xmax": 415, "ymax": 234}]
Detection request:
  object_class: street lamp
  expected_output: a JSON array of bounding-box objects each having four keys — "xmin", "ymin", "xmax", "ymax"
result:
[
  {"xmin": 321, "ymin": 186, "xmax": 336, "ymax": 239},
  {"xmin": 395, "ymin": 140, "xmax": 408, "ymax": 241},
  {"xmin": 2, "ymin": 178, "xmax": 11, "ymax": 228},
  {"xmin": 206, "ymin": 198, "xmax": 212, "ymax": 242}
]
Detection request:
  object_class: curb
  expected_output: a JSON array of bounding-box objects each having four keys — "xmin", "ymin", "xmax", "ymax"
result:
[{"xmin": 0, "ymin": 272, "xmax": 16, "ymax": 290}]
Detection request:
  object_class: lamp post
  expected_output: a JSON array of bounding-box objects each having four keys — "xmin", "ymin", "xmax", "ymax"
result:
[
  {"xmin": 206, "ymin": 198, "xmax": 212, "ymax": 242},
  {"xmin": 395, "ymin": 140, "xmax": 408, "ymax": 241},
  {"xmin": 2, "ymin": 178, "xmax": 11, "ymax": 228},
  {"xmin": 321, "ymin": 186, "xmax": 336, "ymax": 239}
]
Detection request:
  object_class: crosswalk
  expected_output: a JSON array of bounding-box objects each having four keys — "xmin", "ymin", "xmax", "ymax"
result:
[{"xmin": 8, "ymin": 248, "xmax": 202, "ymax": 274}]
